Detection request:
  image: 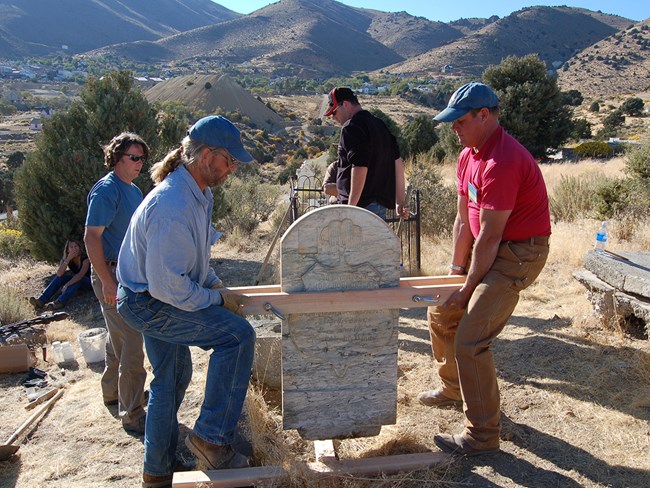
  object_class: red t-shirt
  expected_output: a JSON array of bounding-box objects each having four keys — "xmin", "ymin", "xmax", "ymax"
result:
[{"xmin": 457, "ymin": 126, "xmax": 551, "ymax": 241}]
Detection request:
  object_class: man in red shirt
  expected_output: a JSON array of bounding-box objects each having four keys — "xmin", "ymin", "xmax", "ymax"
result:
[{"xmin": 420, "ymin": 82, "xmax": 551, "ymax": 456}]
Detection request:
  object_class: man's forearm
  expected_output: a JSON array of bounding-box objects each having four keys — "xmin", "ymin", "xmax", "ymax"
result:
[
  {"xmin": 84, "ymin": 231, "xmax": 114, "ymax": 286},
  {"xmin": 462, "ymin": 232, "xmax": 500, "ymax": 294},
  {"xmin": 450, "ymin": 214, "xmax": 473, "ymax": 270},
  {"xmin": 348, "ymin": 166, "xmax": 367, "ymax": 206},
  {"xmin": 394, "ymin": 158, "xmax": 406, "ymax": 207}
]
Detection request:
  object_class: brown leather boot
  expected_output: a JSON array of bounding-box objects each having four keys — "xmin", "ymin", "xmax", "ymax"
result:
[
  {"xmin": 185, "ymin": 433, "xmax": 251, "ymax": 470},
  {"xmin": 142, "ymin": 472, "xmax": 172, "ymax": 488},
  {"xmin": 417, "ymin": 388, "xmax": 462, "ymax": 407}
]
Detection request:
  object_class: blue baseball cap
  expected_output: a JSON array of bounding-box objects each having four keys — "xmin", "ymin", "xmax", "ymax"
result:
[
  {"xmin": 434, "ymin": 82, "xmax": 499, "ymax": 122},
  {"xmin": 187, "ymin": 115, "xmax": 254, "ymax": 163}
]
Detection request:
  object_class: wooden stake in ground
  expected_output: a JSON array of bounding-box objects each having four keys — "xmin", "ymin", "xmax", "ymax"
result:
[{"xmin": 254, "ymin": 203, "xmax": 292, "ymax": 286}]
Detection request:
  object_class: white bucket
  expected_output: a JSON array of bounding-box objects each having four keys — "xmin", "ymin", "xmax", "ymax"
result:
[{"xmin": 78, "ymin": 328, "xmax": 108, "ymax": 364}]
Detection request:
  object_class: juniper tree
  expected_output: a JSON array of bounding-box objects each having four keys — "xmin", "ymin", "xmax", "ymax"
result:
[
  {"xmin": 15, "ymin": 71, "xmax": 185, "ymax": 261},
  {"xmin": 483, "ymin": 54, "xmax": 573, "ymax": 158},
  {"xmin": 402, "ymin": 114, "xmax": 438, "ymax": 159}
]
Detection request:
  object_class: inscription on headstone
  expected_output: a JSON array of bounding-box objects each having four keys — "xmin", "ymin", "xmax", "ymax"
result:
[{"xmin": 281, "ymin": 206, "xmax": 400, "ymax": 439}]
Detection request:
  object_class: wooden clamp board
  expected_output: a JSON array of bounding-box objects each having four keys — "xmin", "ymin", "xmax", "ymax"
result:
[{"xmin": 222, "ymin": 274, "xmax": 466, "ymax": 316}]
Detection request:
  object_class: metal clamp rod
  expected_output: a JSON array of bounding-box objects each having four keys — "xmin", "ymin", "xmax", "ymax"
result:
[
  {"xmin": 264, "ymin": 302, "xmax": 286, "ymax": 320},
  {"xmin": 412, "ymin": 294, "xmax": 440, "ymax": 303}
]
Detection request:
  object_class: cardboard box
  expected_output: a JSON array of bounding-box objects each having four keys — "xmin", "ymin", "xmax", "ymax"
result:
[{"xmin": 0, "ymin": 344, "xmax": 36, "ymax": 373}]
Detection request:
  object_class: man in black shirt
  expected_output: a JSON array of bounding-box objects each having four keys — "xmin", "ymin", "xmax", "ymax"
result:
[{"xmin": 324, "ymin": 87, "xmax": 408, "ymax": 220}]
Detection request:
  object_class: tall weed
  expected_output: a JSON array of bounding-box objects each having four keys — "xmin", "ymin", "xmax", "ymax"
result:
[
  {"xmin": 549, "ymin": 173, "xmax": 612, "ymax": 222},
  {"xmin": 0, "ymin": 285, "xmax": 31, "ymax": 325}
]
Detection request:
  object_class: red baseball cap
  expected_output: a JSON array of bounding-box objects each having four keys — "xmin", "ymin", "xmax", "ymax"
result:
[{"xmin": 324, "ymin": 87, "xmax": 357, "ymax": 116}]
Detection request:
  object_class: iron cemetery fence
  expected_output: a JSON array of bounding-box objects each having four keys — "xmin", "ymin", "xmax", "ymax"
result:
[{"xmin": 288, "ymin": 175, "xmax": 421, "ymax": 275}]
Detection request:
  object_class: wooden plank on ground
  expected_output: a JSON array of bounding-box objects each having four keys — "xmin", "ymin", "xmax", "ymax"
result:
[
  {"xmin": 171, "ymin": 452, "xmax": 451, "ymax": 486},
  {"xmin": 172, "ymin": 466, "xmax": 286, "ymax": 487},
  {"xmin": 314, "ymin": 439, "xmax": 337, "ymax": 462},
  {"xmin": 308, "ymin": 451, "xmax": 452, "ymax": 477}
]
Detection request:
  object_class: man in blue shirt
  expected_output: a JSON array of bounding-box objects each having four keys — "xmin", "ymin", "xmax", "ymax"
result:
[
  {"xmin": 116, "ymin": 116, "xmax": 255, "ymax": 488},
  {"xmin": 85, "ymin": 132, "xmax": 149, "ymax": 435}
]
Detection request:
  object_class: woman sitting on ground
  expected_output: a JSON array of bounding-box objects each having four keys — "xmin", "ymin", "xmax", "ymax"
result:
[{"xmin": 29, "ymin": 239, "xmax": 92, "ymax": 311}]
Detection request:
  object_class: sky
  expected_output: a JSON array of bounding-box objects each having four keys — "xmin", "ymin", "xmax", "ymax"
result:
[{"xmin": 213, "ymin": 1, "xmax": 649, "ymax": 23}]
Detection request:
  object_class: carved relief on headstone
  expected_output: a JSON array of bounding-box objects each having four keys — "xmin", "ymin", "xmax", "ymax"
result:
[{"xmin": 280, "ymin": 206, "xmax": 400, "ymax": 439}]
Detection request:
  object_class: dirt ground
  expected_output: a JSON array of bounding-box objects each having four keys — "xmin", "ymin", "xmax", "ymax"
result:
[{"xmin": 1, "ymin": 213, "xmax": 649, "ymax": 487}]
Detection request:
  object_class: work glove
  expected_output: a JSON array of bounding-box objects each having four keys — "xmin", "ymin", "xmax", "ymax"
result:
[{"xmin": 220, "ymin": 293, "xmax": 248, "ymax": 317}]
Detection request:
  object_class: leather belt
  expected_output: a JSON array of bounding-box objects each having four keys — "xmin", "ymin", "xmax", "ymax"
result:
[{"xmin": 510, "ymin": 235, "xmax": 549, "ymax": 246}]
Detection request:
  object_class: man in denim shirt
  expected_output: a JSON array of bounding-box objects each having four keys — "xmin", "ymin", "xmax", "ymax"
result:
[{"xmin": 116, "ymin": 116, "xmax": 255, "ymax": 488}]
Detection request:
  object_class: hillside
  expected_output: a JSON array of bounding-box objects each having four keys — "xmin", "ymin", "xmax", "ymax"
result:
[
  {"xmin": 360, "ymin": 9, "xmax": 464, "ymax": 58},
  {"xmin": 86, "ymin": 2, "xmax": 637, "ymax": 78},
  {"xmin": 0, "ymin": 0, "xmax": 239, "ymax": 57},
  {"xmin": 91, "ymin": 0, "xmax": 404, "ymax": 74},
  {"xmin": 558, "ymin": 18, "xmax": 650, "ymax": 98},
  {"xmin": 144, "ymin": 74, "xmax": 285, "ymax": 131},
  {"xmin": 385, "ymin": 6, "xmax": 633, "ymax": 77}
]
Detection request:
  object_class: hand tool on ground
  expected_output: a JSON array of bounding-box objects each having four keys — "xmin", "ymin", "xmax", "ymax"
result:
[{"xmin": 0, "ymin": 388, "xmax": 64, "ymax": 461}]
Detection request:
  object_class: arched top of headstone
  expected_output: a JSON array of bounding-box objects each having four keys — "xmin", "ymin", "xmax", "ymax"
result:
[{"xmin": 281, "ymin": 206, "xmax": 400, "ymax": 293}]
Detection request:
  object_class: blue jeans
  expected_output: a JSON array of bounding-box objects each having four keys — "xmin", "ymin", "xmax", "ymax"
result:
[
  {"xmin": 363, "ymin": 201, "xmax": 387, "ymax": 220},
  {"xmin": 38, "ymin": 273, "xmax": 92, "ymax": 305},
  {"xmin": 116, "ymin": 285, "xmax": 255, "ymax": 477}
]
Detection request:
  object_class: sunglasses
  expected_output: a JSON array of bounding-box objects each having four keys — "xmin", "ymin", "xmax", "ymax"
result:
[
  {"xmin": 212, "ymin": 150, "xmax": 238, "ymax": 169},
  {"xmin": 124, "ymin": 154, "xmax": 146, "ymax": 162}
]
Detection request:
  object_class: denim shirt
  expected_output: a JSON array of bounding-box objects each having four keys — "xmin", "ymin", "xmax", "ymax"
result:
[{"xmin": 117, "ymin": 165, "xmax": 223, "ymax": 312}]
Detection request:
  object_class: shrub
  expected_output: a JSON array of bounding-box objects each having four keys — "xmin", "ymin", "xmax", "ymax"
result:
[
  {"xmin": 625, "ymin": 143, "xmax": 650, "ymax": 180},
  {"xmin": 0, "ymin": 285, "xmax": 31, "ymax": 326},
  {"xmin": 402, "ymin": 114, "xmax": 438, "ymax": 158},
  {"xmin": 434, "ymin": 123, "xmax": 463, "ymax": 163},
  {"xmin": 574, "ymin": 141, "xmax": 614, "ymax": 159},
  {"xmin": 589, "ymin": 101, "xmax": 600, "ymax": 112},
  {"xmin": 571, "ymin": 118, "xmax": 592, "ymax": 140},
  {"xmin": 600, "ymin": 110, "xmax": 625, "ymax": 137},
  {"xmin": 548, "ymin": 173, "xmax": 608, "ymax": 222},
  {"xmin": 0, "ymin": 221, "xmax": 30, "ymax": 260},
  {"xmin": 620, "ymin": 97, "xmax": 644, "ymax": 116},
  {"xmin": 216, "ymin": 176, "xmax": 282, "ymax": 234},
  {"xmin": 594, "ymin": 177, "xmax": 650, "ymax": 224},
  {"xmin": 407, "ymin": 155, "xmax": 456, "ymax": 238}
]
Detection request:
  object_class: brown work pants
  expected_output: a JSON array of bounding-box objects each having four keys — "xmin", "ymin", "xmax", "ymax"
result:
[
  {"xmin": 92, "ymin": 267, "xmax": 147, "ymax": 424},
  {"xmin": 428, "ymin": 238, "xmax": 549, "ymax": 449}
]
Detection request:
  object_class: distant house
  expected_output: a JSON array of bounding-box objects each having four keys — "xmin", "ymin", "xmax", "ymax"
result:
[
  {"xmin": 442, "ymin": 65, "xmax": 454, "ymax": 73},
  {"xmin": 1, "ymin": 91, "xmax": 22, "ymax": 104},
  {"xmin": 36, "ymin": 106, "xmax": 54, "ymax": 118},
  {"xmin": 548, "ymin": 148, "xmax": 576, "ymax": 161},
  {"xmin": 359, "ymin": 85, "xmax": 378, "ymax": 95},
  {"xmin": 30, "ymin": 118, "xmax": 42, "ymax": 131},
  {"xmin": 133, "ymin": 76, "xmax": 155, "ymax": 89}
]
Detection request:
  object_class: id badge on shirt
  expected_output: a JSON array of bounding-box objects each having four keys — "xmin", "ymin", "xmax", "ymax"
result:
[{"xmin": 468, "ymin": 181, "xmax": 478, "ymax": 204}]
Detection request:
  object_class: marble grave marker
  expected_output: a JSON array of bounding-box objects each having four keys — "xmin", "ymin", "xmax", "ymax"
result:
[{"xmin": 280, "ymin": 206, "xmax": 400, "ymax": 439}]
